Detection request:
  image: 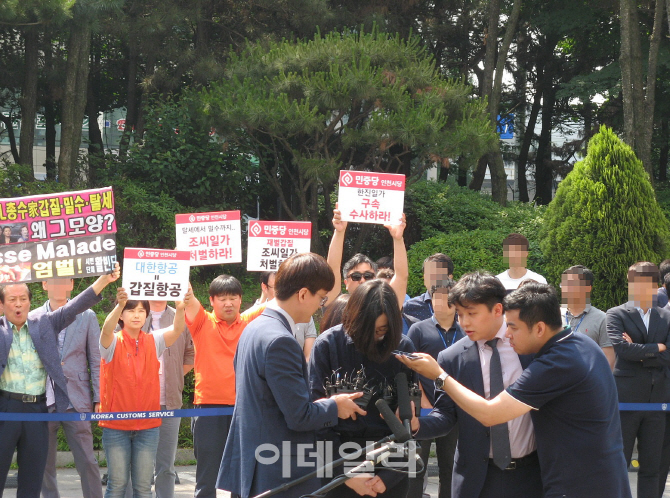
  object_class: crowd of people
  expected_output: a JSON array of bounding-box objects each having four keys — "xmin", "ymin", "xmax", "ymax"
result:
[{"xmin": 0, "ymin": 207, "xmax": 669, "ymax": 498}]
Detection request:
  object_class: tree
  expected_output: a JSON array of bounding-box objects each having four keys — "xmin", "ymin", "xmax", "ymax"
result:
[
  {"xmin": 540, "ymin": 125, "xmax": 670, "ymax": 310},
  {"xmin": 201, "ymin": 28, "xmax": 495, "ymax": 252}
]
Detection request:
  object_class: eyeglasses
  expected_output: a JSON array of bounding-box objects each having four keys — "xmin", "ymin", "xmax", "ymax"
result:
[
  {"xmin": 347, "ymin": 271, "xmax": 375, "ymax": 282},
  {"xmin": 320, "ymin": 295, "xmax": 329, "ymax": 307}
]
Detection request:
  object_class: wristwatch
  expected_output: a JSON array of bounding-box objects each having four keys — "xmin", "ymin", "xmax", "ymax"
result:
[{"xmin": 434, "ymin": 371, "xmax": 449, "ymax": 390}]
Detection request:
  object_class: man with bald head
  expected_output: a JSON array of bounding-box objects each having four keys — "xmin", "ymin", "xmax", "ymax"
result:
[{"xmin": 0, "ymin": 264, "xmax": 120, "ymax": 497}]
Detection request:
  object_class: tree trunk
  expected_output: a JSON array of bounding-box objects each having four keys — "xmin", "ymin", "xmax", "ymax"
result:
[
  {"xmin": 457, "ymin": 161, "xmax": 468, "ymax": 187},
  {"xmin": 19, "ymin": 27, "xmax": 39, "ymax": 170},
  {"xmin": 517, "ymin": 87, "xmax": 542, "ymax": 203},
  {"xmin": 534, "ymin": 84, "xmax": 556, "ymax": 205},
  {"xmin": 514, "ymin": 24, "xmax": 529, "ymax": 202},
  {"xmin": 469, "ymin": 156, "xmax": 488, "ymax": 191},
  {"xmin": 0, "ymin": 113, "xmax": 19, "ymax": 163},
  {"xmin": 660, "ymin": 118, "xmax": 669, "ymax": 182},
  {"xmin": 87, "ymin": 80, "xmax": 104, "ymax": 188},
  {"xmin": 58, "ymin": 20, "xmax": 91, "ymax": 186},
  {"xmin": 118, "ymin": 42, "xmax": 139, "ymax": 158},
  {"xmin": 44, "ymin": 39, "xmax": 57, "ymax": 179}
]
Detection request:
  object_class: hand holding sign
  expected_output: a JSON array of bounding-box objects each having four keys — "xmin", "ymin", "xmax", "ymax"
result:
[
  {"xmin": 116, "ymin": 287, "xmax": 128, "ymax": 307},
  {"xmin": 332, "ymin": 203, "xmax": 347, "ymax": 233},
  {"xmin": 105, "ymin": 262, "xmax": 121, "ymax": 283},
  {"xmin": 385, "ymin": 213, "xmax": 406, "ymax": 240}
]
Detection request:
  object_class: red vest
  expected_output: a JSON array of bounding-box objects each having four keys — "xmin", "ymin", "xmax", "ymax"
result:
[{"xmin": 99, "ymin": 330, "xmax": 161, "ymax": 431}]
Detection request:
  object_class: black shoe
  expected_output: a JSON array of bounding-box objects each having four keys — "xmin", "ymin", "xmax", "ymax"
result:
[
  {"xmin": 175, "ymin": 472, "xmax": 180, "ymax": 484},
  {"xmin": 101, "ymin": 473, "xmax": 108, "ymax": 485}
]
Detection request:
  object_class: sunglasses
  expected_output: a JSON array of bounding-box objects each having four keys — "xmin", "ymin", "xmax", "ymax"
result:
[{"xmin": 347, "ymin": 271, "xmax": 376, "ymax": 282}]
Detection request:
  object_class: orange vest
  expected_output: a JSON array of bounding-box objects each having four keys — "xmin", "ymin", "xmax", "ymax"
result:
[{"xmin": 99, "ymin": 330, "xmax": 162, "ymax": 431}]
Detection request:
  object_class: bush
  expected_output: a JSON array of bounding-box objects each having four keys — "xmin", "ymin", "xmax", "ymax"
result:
[{"xmin": 540, "ymin": 126, "xmax": 670, "ymax": 310}]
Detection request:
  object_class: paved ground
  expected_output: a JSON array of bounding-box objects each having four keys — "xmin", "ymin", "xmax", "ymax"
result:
[{"xmin": 2, "ymin": 466, "xmax": 669, "ymax": 497}]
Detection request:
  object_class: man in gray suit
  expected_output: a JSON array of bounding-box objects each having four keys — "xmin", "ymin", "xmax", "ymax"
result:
[
  {"xmin": 0, "ymin": 264, "xmax": 120, "ymax": 497},
  {"xmin": 40, "ymin": 278, "xmax": 104, "ymax": 498}
]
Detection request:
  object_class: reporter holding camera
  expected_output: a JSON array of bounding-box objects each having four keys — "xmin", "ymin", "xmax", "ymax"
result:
[{"xmin": 309, "ymin": 279, "xmax": 417, "ymax": 497}]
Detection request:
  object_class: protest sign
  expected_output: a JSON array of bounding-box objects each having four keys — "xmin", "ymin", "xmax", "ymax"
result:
[
  {"xmin": 337, "ymin": 171, "xmax": 405, "ymax": 225},
  {"xmin": 247, "ymin": 221, "xmax": 311, "ymax": 271},
  {"xmin": 175, "ymin": 211, "xmax": 242, "ymax": 265},
  {"xmin": 0, "ymin": 187, "xmax": 117, "ymax": 283},
  {"xmin": 122, "ymin": 248, "xmax": 190, "ymax": 300}
]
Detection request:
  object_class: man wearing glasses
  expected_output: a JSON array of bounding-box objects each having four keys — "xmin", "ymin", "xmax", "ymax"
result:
[{"xmin": 325, "ymin": 203, "xmax": 408, "ymax": 309}]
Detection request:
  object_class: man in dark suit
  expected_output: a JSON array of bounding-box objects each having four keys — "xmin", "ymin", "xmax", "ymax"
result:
[
  {"xmin": 40, "ymin": 278, "xmax": 104, "ymax": 498},
  {"xmin": 0, "ymin": 264, "xmax": 120, "ymax": 497},
  {"xmin": 217, "ymin": 253, "xmax": 365, "ymax": 498},
  {"xmin": 405, "ymin": 272, "xmax": 542, "ymax": 498},
  {"xmin": 607, "ymin": 261, "xmax": 670, "ymax": 498}
]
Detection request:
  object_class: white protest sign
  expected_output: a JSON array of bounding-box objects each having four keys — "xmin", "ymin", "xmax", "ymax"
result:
[
  {"xmin": 338, "ymin": 170, "xmax": 405, "ymax": 225},
  {"xmin": 175, "ymin": 211, "xmax": 242, "ymax": 265},
  {"xmin": 122, "ymin": 248, "xmax": 190, "ymax": 300},
  {"xmin": 247, "ymin": 221, "xmax": 311, "ymax": 271}
]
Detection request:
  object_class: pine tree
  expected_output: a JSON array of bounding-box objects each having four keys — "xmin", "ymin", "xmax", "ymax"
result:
[{"xmin": 541, "ymin": 125, "xmax": 670, "ymax": 310}]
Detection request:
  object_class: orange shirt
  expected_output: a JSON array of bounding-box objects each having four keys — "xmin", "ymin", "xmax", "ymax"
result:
[{"xmin": 187, "ymin": 303, "xmax": 265, "ymax": 405}]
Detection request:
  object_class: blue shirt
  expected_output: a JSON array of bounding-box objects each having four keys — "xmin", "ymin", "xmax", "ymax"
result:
[
  {"xmin": 407, "ymin": 316, "xmax": 464, "ymax": 406},
  {"xmin": 507, "ymin": 329, "xmax": 631, "ymax": 498},
  {"xmin": 402, "ymin": 291, "xmax": 433, "ymax": 328}
]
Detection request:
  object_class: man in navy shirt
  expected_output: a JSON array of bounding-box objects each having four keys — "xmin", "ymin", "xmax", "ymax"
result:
[
  {"xmin": 399, "ymin": 282, "xmax": 632, "ymax": 498},
  {"xmin": 403, "ymin": 253, "xmax": 453, "ymax": 330},
  {"xmin": 407, "ymin": 281, "xmax": 463, "ymax": 498}
]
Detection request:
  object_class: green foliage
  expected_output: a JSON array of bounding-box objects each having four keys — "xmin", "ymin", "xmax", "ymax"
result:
[
  {"xmin": 540, "ymin": 126, "xmax": 670, "ymax": 310},
  {"xmin": 114, "ymin": 94, "xmax": 261, "ymax": 214},
  {"xmin": 405, "ymin": 181, "xmax": 546, "ymax": 296}
]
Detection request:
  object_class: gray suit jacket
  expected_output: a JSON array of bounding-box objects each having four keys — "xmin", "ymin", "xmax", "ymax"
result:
[
  {"xmin": 41, "ymin": 300, "xmax": 101, "ymax": 412},
  {"xmin": 607, "ymin": 303, "xmax": 670, "ymax": 403},
  {"xmin": 141, "ymin": 306, "xmax": 194, "ymax": 410},
  {"xmin": 0, "ymin": 287, "xmax": 102, "ymax": 412}
]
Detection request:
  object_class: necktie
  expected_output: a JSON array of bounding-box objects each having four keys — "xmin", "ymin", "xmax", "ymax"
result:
[{"xmin": 486, "ymin": 338, "xmax": 512, "ymax": 470}]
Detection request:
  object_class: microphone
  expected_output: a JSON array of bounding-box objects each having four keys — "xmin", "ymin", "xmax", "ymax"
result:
[
  {"xmin": 375, "ymin": 398, "xmax": 411, "ymax": 443},
  {"xmin": 395, "ymin": 372, "xmax": 412, "ymax": 434}
]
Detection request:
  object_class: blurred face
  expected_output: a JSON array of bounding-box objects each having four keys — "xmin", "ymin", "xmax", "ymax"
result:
[
  {"xmin": 150, "ymin": 300, "xmax": 168, "ymax": 312},
  {"xmin": 263, "ymin": 274, "xmax": 276, "ymax": 300},
  {"xmin": 503, "ymin": 245, "xmax": 528, "ymax": 268},
  {"xmin": 560, "ymin": 273, "xmax": 591, "ymax": 305},
  {"xmin": 432, "ymin": 290, "xmax": 456, "ymax": 320},
  {"xmin": 344, "ymin": 263, "xmax": 375, "ymax": 293},
  {"xmin": 628, "ymin": 276, "xmax": 657, "ymax": 308},
  {"xmin": 374, "ymin": 313, "xmax": 389, "ymax": 342},
  {"xmin": 121, "ymin": 303, "xmax": 148, "ymax": 332},
  {"xmin": 423, "ymin": 262, "xmax": 453, "ymax": 291},
  {"xmin": 42, "ymin": 278, "xmax": 74, "ymax": 301},
  {"xmin": 504, "ymin": 309, "xmax": 541, "ymax": 355},
  {"xmin": 210, "ymin": 293, "xmax": 242, "ymax": 324},
  {"xmin": 453, "ymin": 301, "xmax": 502, "ymax": 342},
  {"xmin": 3, "ymin": 284, "xmax": 31, "ymax": 327}
]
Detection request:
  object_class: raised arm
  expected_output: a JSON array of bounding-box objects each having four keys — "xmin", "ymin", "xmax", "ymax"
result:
[
  {"xmin": 325, "ymin": 204, "xmax": 347, "ymax": 307},
  {"xmin": 184, "ymin": 283, "xmax": 201, "ymax": 324},
  {"xmin": 101, "ymin": 287, "xmax": 126, "ymax": 349},
  {"xmin": 387, "ymin": 213, "xmax": 408, "ymax": 309},
  {"xmin": 163, "ymin": 288, "xmax": 192, "ymax": 347}
]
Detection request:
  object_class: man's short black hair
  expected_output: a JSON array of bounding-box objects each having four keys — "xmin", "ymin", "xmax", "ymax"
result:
[
  {"xmin": 503, "ymin": 233, "xmax": 529, "ymax": 251},
  {"xmin": 259, "ymin": 271, "xmax": 275, "ymax": 286},
  {"xmin": 342, "ymin": 253, "xmax": 377, "ymax": 280},
  {"xmin": 422, "ymin": 253, "xmax": 454, "ymax": 275},
  {"xmin": 209, "ymin": 275, "xmax": 243, "ymax": 298},
  {"xmin": 376, "ymin": 256, "xmax": 393, "ymax": 270},
  {"xmin": 503, "ymin": 282, "xmax": 563, "ymax": 330},
  {"xmin": 448, "ymin": 272, "xmax": 506, "ymax": 310},
  {"xmin": 0, "ymin": 283, "xmax": 32, "ymax": 304},
  {"xmin": 562, "ymin": 265, "xmax": 594, "ymax": 286},
  {"xmin": 628, "ymin": 262, "xmax": 660, "ymax": 284}
]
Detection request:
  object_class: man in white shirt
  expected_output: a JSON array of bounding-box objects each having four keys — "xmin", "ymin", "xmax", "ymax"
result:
[{"xmin": 495, "ymin": 233, "xmax": 546, "ymax": 291}]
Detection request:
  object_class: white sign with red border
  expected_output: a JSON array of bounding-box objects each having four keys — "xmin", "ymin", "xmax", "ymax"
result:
[
  {"xmin": 247, "ymin": 221, "xmax": 311, "ymax": 272},
  {"xmin": 337, "ymin": 170, "xmax": 405, "ymax": 225},
  {"xmin": 122, "ymin": 248, "xmax": 191, "ymax": 300},
  {"xmin": 175, "ymin": 211, "xmax": 242, "ymax": 265}
]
